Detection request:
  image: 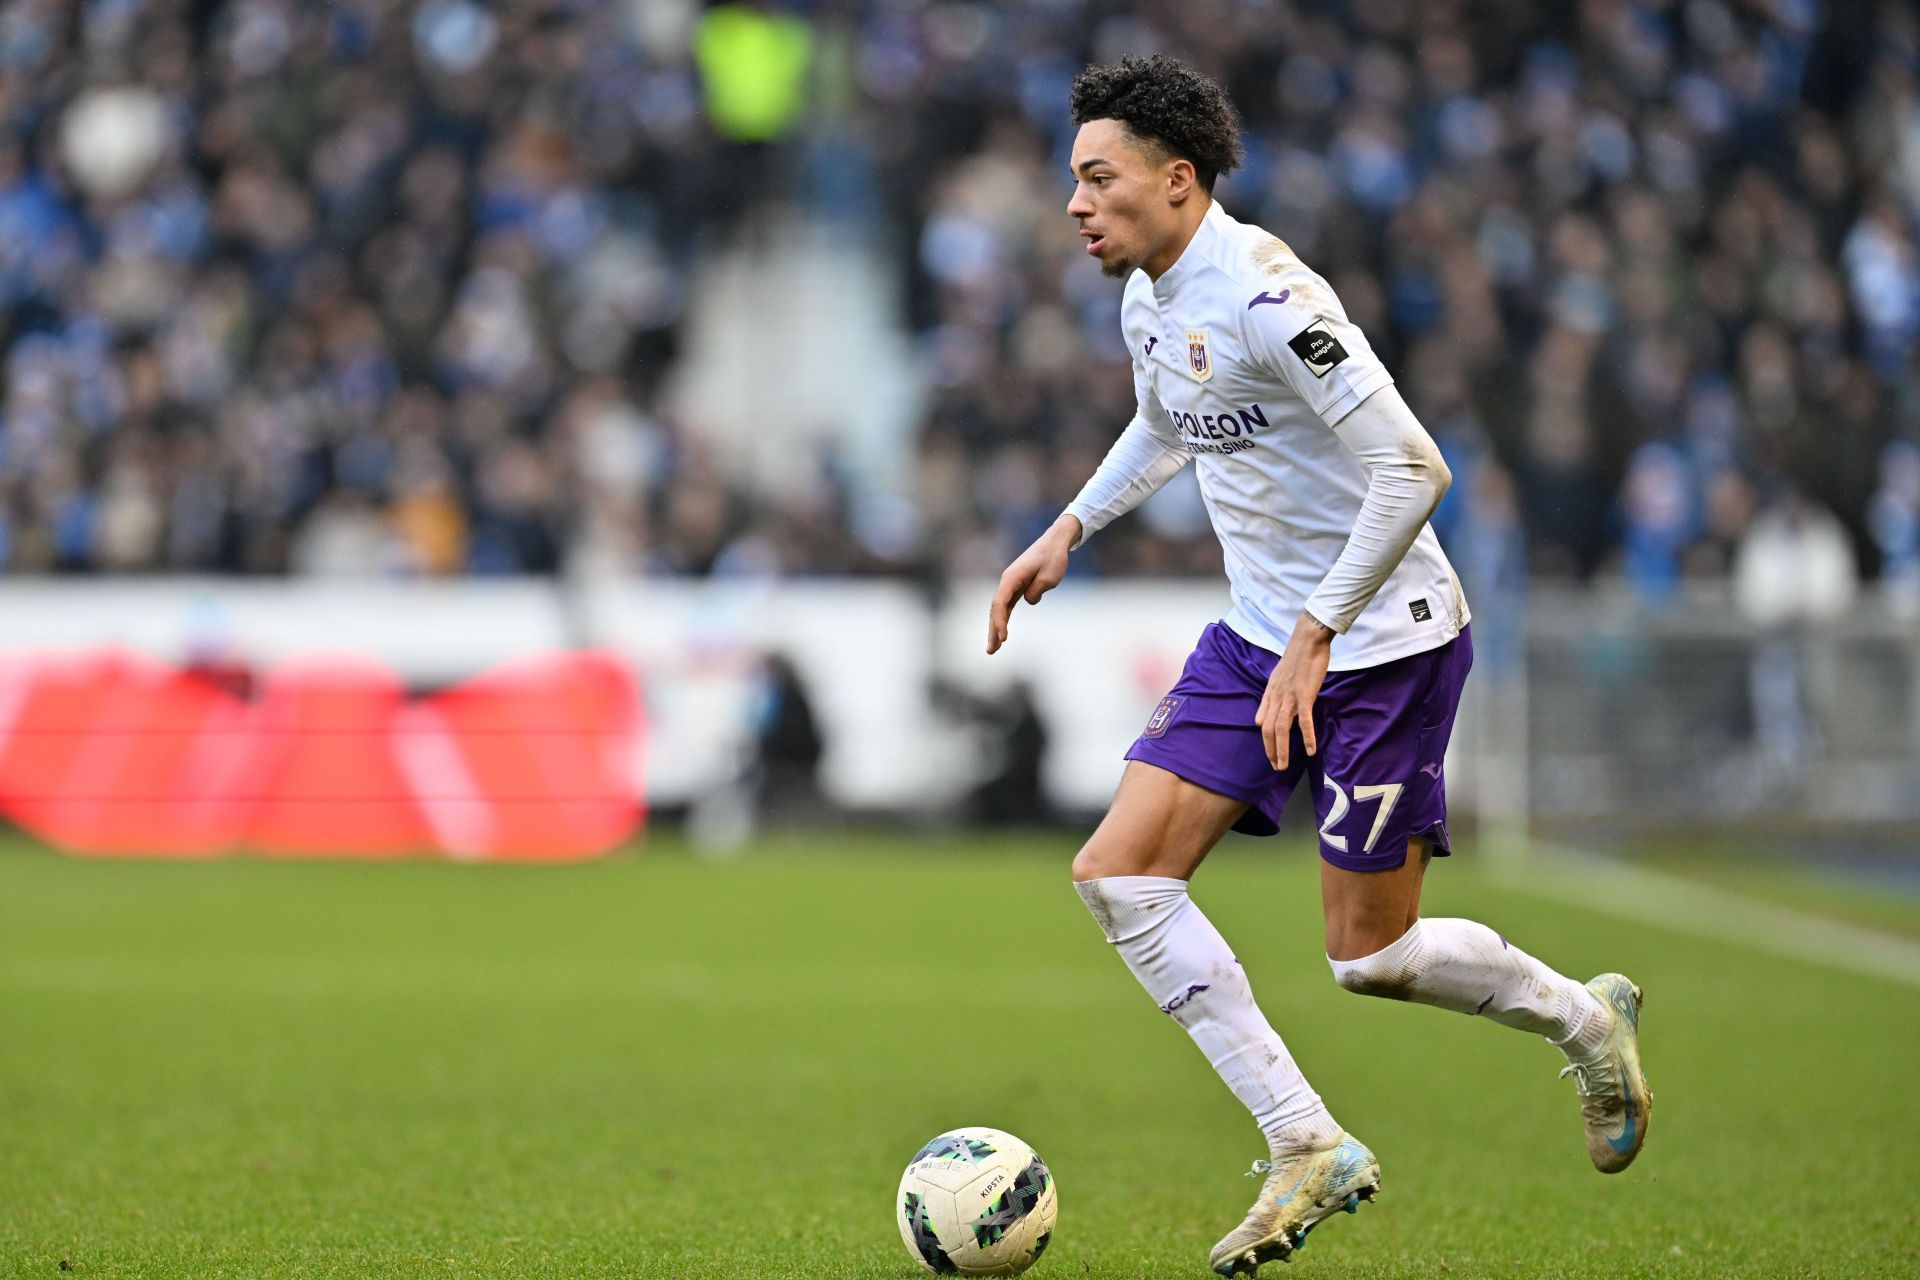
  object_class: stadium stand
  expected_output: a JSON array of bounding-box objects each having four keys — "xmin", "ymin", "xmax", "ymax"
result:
[{"xmin": 0, "ymin": 0, "xmax": 1914, "ymax": 607}]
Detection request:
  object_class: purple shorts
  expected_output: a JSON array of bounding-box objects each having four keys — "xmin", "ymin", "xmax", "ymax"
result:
[{"xmin": 1125, "ymin": 622, "xmax": 1473, "ymax": 873}]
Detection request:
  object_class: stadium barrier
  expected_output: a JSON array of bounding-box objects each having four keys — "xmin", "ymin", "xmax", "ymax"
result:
[{"xmin": 0, "ymin": 579, "xmax": 1913, "ymax": 855}]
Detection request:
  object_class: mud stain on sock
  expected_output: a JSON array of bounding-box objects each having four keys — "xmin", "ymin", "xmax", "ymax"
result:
[{"xmin": 1077, "ymin": 882, "xmax": 1118, "ymax": 938}]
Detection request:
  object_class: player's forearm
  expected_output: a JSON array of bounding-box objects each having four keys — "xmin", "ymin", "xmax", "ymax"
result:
[
  {"xmin": 1062, "ymin": 416, "xmax": 1189, "ymax": 548},
  {"xmin": 1303, "ymin": 387, "xmax": 1451, "ymax": 633}
]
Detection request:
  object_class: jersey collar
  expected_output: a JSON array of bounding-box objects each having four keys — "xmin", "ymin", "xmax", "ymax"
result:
[{"xmin": 1150, "ymin": 199, "xmax": 1233, "ymax": 303}]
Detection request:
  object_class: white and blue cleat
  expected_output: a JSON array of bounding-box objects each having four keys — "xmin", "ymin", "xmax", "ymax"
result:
[
  {"xmin": 1561, "ymin": 973, "xmax": 1652, "ymax": 1173},
  {"xmin": 1207, "ymin": 1133, "xmax": 1380, "ymax": 1276}
]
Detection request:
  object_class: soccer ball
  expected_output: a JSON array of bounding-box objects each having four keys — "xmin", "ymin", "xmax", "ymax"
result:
[{"xmin": 897, "ymin": 1127, "xmax": 1057, "ymax": 1276}]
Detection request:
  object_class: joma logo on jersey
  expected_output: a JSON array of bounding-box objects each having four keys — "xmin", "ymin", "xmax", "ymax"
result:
[{"xmin": 1185, "ymin": 329, "xmax": 1212, "ymax": 382}]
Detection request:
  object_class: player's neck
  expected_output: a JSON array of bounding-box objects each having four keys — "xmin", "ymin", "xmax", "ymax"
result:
[{"xmin": 1142, "ymin": 195, "xmax": 1213, "ymax": 281}]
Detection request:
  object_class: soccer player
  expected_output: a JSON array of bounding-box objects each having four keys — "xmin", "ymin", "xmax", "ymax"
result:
[{"xmin": 986, "ymin": 55, "xmax": 1652, "ymax": 1276}]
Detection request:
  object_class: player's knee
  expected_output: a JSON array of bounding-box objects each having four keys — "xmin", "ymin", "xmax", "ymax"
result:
[
  {"xmin": 1069, "ymin": 840, "xmax": 1118, "ymax": 883},
  {"xmin": 1067, "ymin": 836, "xmax": 1152, "ymax": 886}
]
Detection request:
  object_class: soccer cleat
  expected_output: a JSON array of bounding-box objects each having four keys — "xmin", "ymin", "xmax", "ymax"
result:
[
  {"xmin": 1207, "ymin": 1133, "xmax": 1380, "ymax": 1276},
  {"xmin": 1560, "ymin": 973, "xmax": 1652, "ymax": 1173}
]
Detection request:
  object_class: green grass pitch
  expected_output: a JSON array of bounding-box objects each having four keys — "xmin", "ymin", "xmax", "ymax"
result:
[{"xmin": 3, "ymin": 831, "xmax": 1917, "ymax": 1278}]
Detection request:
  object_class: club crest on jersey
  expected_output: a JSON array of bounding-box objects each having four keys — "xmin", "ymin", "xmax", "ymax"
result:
[
  {"xmin": 1185, "ymin": 329, "xmax": 1213, "ymax": 382},
  {"xmin": 1143, "ymin": 696, "xmax": 1181, "ymax": 738}
]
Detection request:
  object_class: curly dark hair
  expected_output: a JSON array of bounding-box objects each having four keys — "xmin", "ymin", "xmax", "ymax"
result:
[{"xmin": 1069, "ymin": 54, "xmax": 1246, "ymax": 192}]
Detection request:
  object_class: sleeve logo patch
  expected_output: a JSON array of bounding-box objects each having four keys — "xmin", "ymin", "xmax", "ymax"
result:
[{"xmin": 1287, "ymin": 321, "xmax": 1348, "ymax": 378}]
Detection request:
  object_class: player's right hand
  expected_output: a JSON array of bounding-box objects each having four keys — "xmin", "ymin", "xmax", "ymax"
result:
[{"xmin": 987, "ymin": 515, "xmax": 1081, "ymax": 654}]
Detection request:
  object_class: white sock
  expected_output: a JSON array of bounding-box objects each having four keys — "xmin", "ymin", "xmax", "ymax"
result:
[
  {"xmin": 1327, "ymin": 918, "xmax": 1610, "ymax": 1058},
  {"xmin": 1078, "ymin": 876, "xmax": 1340, "ymax": 1153}
]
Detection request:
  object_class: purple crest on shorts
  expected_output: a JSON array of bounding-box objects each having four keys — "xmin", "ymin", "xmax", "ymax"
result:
[{"xmin": 1144, "ymin": 696, "xmax": 1181, "ymax": 738}]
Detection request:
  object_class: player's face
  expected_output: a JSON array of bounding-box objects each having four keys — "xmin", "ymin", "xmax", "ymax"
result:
[{"xmin": 1067, "ymin": 118, "xmax": 1177, "ymax": 279}]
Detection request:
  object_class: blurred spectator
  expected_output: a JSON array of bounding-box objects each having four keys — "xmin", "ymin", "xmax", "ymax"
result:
[
  {"xmin": 1733, "ymin": 487, "xmax": 1860, "ymax": 630},
  {"xmin": 1733, "ymin": 486, "xmax": 1860, "ymax": 785},
  {"xmin": 1868, "ymin": 440, "xmax": 1920, "ymax": 619},
  {"xmin": 1443, "ymin": 457, "xmax": 1529, "ymax": 671},
  {"xmin": 1616, "ymin": 442, "xmax": 1697, "ymax": 602},
  {"xmin": 965, "ymin": 680, "xmax": 1052, "ymax": 826},
  {"xmin": 694, "ymin": 2, "xmax": 813, "ymax": 145},
  {"xmin": 746, "ymin": 651, "xmax": 828, "ymax": 826},
  {"xmin": 692, "ymin": 0, "xmax": 814, "ymax": 240}
]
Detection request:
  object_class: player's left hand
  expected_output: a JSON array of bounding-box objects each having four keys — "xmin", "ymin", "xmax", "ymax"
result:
[
  {"xmin": 1257, "ymin": 612, "xmax": 1337, "ymax": 770},
  {"xmin": 987, "ymin": 514, "xmax": 1080, "ymax": 655}
]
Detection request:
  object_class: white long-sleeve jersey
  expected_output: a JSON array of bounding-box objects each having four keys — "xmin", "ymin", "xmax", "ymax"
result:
[{"xmin": 1064, "ymin": 200, "xmax": 1469, "ymax": 671}]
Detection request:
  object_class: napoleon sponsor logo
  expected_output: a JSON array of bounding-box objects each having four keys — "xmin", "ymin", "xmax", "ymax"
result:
[
  {"xmin": 1410, "ymin": 598, "xmax": 1432, "ymax": 622},
  {"xmin": 1287, "ymin": 321, "xmax": 1349, "ymax": 378},
  {"xmin": 1166, "ymin": 402, "xmax": 1267, "ymax": 455}
]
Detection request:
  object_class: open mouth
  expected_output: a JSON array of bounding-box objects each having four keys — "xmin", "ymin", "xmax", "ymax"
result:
[{"xmin": 1083, "ymin": 233, "xmax": 1106, "ymax": 254}]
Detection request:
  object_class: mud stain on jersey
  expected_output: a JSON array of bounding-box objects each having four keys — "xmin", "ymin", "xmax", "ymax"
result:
[
  {"xmin": 1446, "ymin": 564, "xmax": 1470, "ymax": 631},
  {"xmin": 1401, "ymin": 433, "xmax": 1445, "ymax": 471},
  {"xmin": 1252, "ymin": 235, "xmax": 1297, "ymax": 274}
]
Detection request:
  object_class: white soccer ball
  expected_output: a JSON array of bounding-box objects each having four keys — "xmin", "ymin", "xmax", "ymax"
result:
[{"xmin": 897, "ymin": 1127, "xmax": 1057, "ymax": 1276}]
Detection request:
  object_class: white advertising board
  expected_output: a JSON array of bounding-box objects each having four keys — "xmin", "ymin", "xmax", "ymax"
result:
[{"xmin": 935, "ymin": 581, "xmax": 1231, "ymax": 811}]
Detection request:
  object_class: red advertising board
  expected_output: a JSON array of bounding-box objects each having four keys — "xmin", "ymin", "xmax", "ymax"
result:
[{"xmin": 0, "ymin": 650, "xmax": 644, "ymax": 860}]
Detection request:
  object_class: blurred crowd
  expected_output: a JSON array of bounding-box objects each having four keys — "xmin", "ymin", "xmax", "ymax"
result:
[{"xmin": 1, "ymin": 0, "xmax": 1917, "ymax": 610}]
